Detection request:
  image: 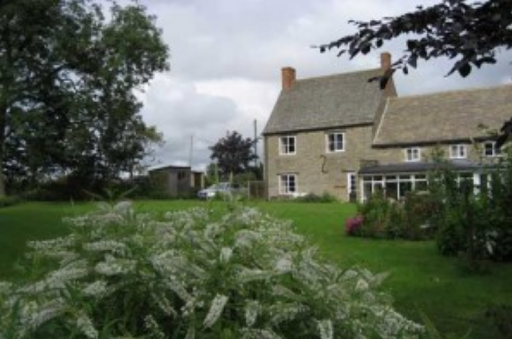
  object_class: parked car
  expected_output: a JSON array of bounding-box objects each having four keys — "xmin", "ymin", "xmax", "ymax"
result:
[{"xmin": 197, "ymin": 182, "xmax": 242, "ymax": 199}]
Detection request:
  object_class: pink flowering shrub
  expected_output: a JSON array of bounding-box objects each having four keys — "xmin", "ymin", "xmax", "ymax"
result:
[{"xmin": 345, "ymin": 215, "xmax": 364, "ymax": 236}]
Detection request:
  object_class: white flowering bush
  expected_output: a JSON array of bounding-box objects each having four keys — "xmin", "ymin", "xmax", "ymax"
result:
[{"xmin": 0, "ymin": 201, "xmax": 424, "ymax": 338}]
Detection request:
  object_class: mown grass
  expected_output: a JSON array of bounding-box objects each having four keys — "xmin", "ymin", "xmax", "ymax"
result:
[{"xmin": 1, "ymin": 200, "xmax": 511, "ymax": 338}]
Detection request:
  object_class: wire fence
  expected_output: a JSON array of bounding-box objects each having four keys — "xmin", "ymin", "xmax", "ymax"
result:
[{"xmin": 247, "ymin": 180, "xmax": 265, "ymax": 200}]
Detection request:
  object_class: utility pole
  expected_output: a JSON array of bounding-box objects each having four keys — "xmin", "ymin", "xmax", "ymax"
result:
[
  {"xmin": 189, "ymin": 134, "xmax": 194, "ymax": 167},
  {"xmin": 253, "ymin": 119, "xmax": 258, "ymax": 168}
]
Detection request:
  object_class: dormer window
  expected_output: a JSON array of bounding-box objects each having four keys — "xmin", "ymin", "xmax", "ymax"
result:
[
  {"xmin": 280, "ymin": 136, "xmax": 296, "ymax": 155},
  {"xmin": 404, "ymin": 148, "xmax": 421, "ymax": 162},
  {"xmin": 450, "ymin": 144, "xmax": 467, "ymax": 159}
]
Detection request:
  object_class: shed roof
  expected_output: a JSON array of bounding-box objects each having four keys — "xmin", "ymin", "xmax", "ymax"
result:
[{"xmin": 148, "ymin": 165, "xmax": 191, "ymax": 172}]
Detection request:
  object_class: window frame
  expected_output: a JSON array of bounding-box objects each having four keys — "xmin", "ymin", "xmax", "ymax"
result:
[
  {"xmin": 279, "ymin": 136, "xmax": 296, "ymax": 155},
  {"xmin": 449, "ymin": 144, "xmax": 467, "ymax": 159},
  {"xmin": 347, "ymin": 172, "xmax": 357, "ymax": 200},
  {"xmin": 279, "ymin": 174, "xmax": 297, "ymax": 194},
  {"xmin": 326, "ymin": 132, "xmax": 345, "ymax": 153},
  {"xmin": 404, "ymin": 147, "xmax": 421, "ymax": 162},
  {"xmin": 483, "ymin": 141, "xmax": 501, "ymax": 157}
]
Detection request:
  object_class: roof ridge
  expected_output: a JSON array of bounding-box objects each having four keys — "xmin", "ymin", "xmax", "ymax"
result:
[
  {"xmin": 295, "ymin": 68, "xmax": 381, "ymax": 83},
  {"xmin": 388, "ymin": 82, "xmax": 512, "ymax": 101},
  {"xmin": 373, "ymin": 97, "xmax": 391, "ymax": 145}
]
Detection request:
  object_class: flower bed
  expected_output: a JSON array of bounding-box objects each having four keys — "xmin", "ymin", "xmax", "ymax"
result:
[{"xmin": 0, "ymin": 201, "xmax": 423, "ymax": 338}]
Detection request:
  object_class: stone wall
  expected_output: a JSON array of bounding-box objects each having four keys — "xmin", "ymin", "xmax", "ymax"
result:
[
  {"xmin": 264, "ymin": 126, "xmax": 499, "ymax": 201},
  {"xmin": 265, "ymin": 124, "xmax": 378, "ymax": 201}
]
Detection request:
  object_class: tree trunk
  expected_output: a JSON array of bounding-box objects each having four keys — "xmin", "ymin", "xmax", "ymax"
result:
[
  {"xmin": 0, "ymin": 159, "xmax": 4, "ymax": 197},
  {"xmin": 0, "ymin": 113, "xmax": 5, "ymax": 197},
  {"xmin": 0, "ymin": 102, "xmax": 9, "ymax": 198}
]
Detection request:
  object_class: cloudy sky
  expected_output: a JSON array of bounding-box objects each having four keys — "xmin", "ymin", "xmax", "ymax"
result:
[{"xmin": 135, "ymin": 0, "xmax": 512, "ymax": 171}]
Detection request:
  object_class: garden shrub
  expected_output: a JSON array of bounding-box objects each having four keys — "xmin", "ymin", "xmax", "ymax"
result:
[
  {"xmin": 0, "ymin": 195, "xmax": 21, "ymax": 208},
  {"xmin": 351, "ymin": 191, "xmax": 432, "ymax": 240},
  {"xmin": 485, "ymin": 304, "xmax": 512, "ymax": 339},
  {"xmin": 486, "ymin": 169, "xmax": 512, "ymax": 262},
  {"xmin": 431, "ymin": 146, "xmax": 512, "ymax": 267},
  {"xmin": 354, "ymin": 191, "xmax": 393, "ymax": 238},
  {"xmin": 436, "ymin": 185, "xmax": 494, "ymax": 272},
  {"xmin": 0, "ymin": 202, "xmax": 424, "ymax": 338},
  {"xmin": 383, "ymin": 201, "xmax": 405, "ymax": 239},
  {"xmin": 296, "ymin": 192, "xmax": 338, "ymax": 203},
  {"xmin": 399, "ymin": 192, "xmax": 437, "ymax": 240},
  {"xmin": 21, "ymin": 187, "xmax": 65, "ymax": 201},
  {"xmin": 345, "ymin": 215, "xmax": 363, "ymax": 236},
  {"xmin": 15, "ymin": 176, "xmax": 152, "ymax": 201},
  {"xmin": 435, "ymin": 207, "xmax": 466, "ymax": 257}
]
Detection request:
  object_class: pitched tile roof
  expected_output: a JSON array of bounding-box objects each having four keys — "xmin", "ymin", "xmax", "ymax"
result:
[
  {"xmin": 263, "ymin": 68, "xmax": 388, "ymax": 135},
  {"xmin": 373, "ymin": 84, "xmax": 512, "ymax": 146}
]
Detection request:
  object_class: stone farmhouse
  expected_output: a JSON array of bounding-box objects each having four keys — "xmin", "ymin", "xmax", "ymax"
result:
[{"xmin": 262, "ymin": 53, "xmax": 511, "ymax": 202}]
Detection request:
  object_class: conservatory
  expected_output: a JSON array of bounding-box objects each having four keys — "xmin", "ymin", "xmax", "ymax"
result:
[{"xmin": 357, "ymin": 161, "xmax": 484, "ymax": 202}]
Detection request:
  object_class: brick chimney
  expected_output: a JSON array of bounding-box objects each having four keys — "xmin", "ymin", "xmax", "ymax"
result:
[
  {"xmin": 380, "ymin": 52, "xmax": 391, "ymax": 71},
  {"xmin": 281, "ymin": 67, "xmax": 296, "ymax": 90}
]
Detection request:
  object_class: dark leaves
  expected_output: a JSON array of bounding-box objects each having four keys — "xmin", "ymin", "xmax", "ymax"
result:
[
  {"xmin": 474, "ymin": 56, "xmax": 497, "ymax": 68},
  {"xmin": 406, "ymin": 39, "xmax": 417, "ymax": 50},
  {"xmin": 407, "ymin": 54, "xmax": 418, "ymax": 68},
  {"xmin": 458, "ymin": 63, "xmax": 471, "ymax": 77},
  {"xmin": 367, "ymin": 68, "xmax": 395, "ymax": 90},
  {"xmin": 0, "ymin": 0, "xmax": 169, "ymax": 186},
  {"xmin": 349, "ymin": 47, "xmax": 360, "ymax": 59},
  {"xmin": 360, "ymin": 42, "xmax": 371, "ymax": 54},
  {"xmin": 209, "ymin": 131, "xmax": 258, "ymax": 175},
  {"xmin": 447, "ymin": 59, "xmax": 472, "ymax": 77},
  {"xmin": 318, "ymin": 0, "xmax": 512, "ymax": 78},
  {"xmin": 496, "ymin": 117, "xmax": 512, "ymax": 148}
]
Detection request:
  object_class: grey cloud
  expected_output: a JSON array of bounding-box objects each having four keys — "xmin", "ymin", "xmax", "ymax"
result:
[
  {"xmin": 139, "ymin": 76, "xmax": 239, "ymax": 169},
  {"xmin": 134, "ymin": 0, "xmax": 512, "ymax": 171},
  {"xmin": 142, "ymin": 0, "xmax": 446, "ymax": 82}
]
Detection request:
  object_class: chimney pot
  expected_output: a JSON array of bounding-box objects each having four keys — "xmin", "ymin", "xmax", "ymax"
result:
[
  {"xmin": 380, "ymin": 52, "xmax": 391, "ymax": 71},
  {"xmin": 281, "ymin": 67, "xmax": 296, "ymax": 90}
]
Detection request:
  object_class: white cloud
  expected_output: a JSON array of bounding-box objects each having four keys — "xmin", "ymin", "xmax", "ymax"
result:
[
  {"xmin": 134, "ymin": 0, "xmax": 512, "ymax": 171},
  {"xmin": 138, "ymin": 74, "xmax": 239, "ymax": 170}
]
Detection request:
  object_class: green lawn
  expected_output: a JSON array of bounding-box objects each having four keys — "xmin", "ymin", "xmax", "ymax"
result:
[{"xmin": 1, "ymin": 200, "xmax": 511, "ymax": 338}]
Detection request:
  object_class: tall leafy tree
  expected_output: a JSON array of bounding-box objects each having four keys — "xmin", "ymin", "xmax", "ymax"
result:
[
  {"xmin": 0, "ymin": 0, "xmax": 169, "ymax": 196},
  {"xmin": 209, "ymin": 131, "xmax": 258, "ymax": 177},
  {"xmin": 318, "ymin": 0, "xmax": 512, "ymax": 146}
]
